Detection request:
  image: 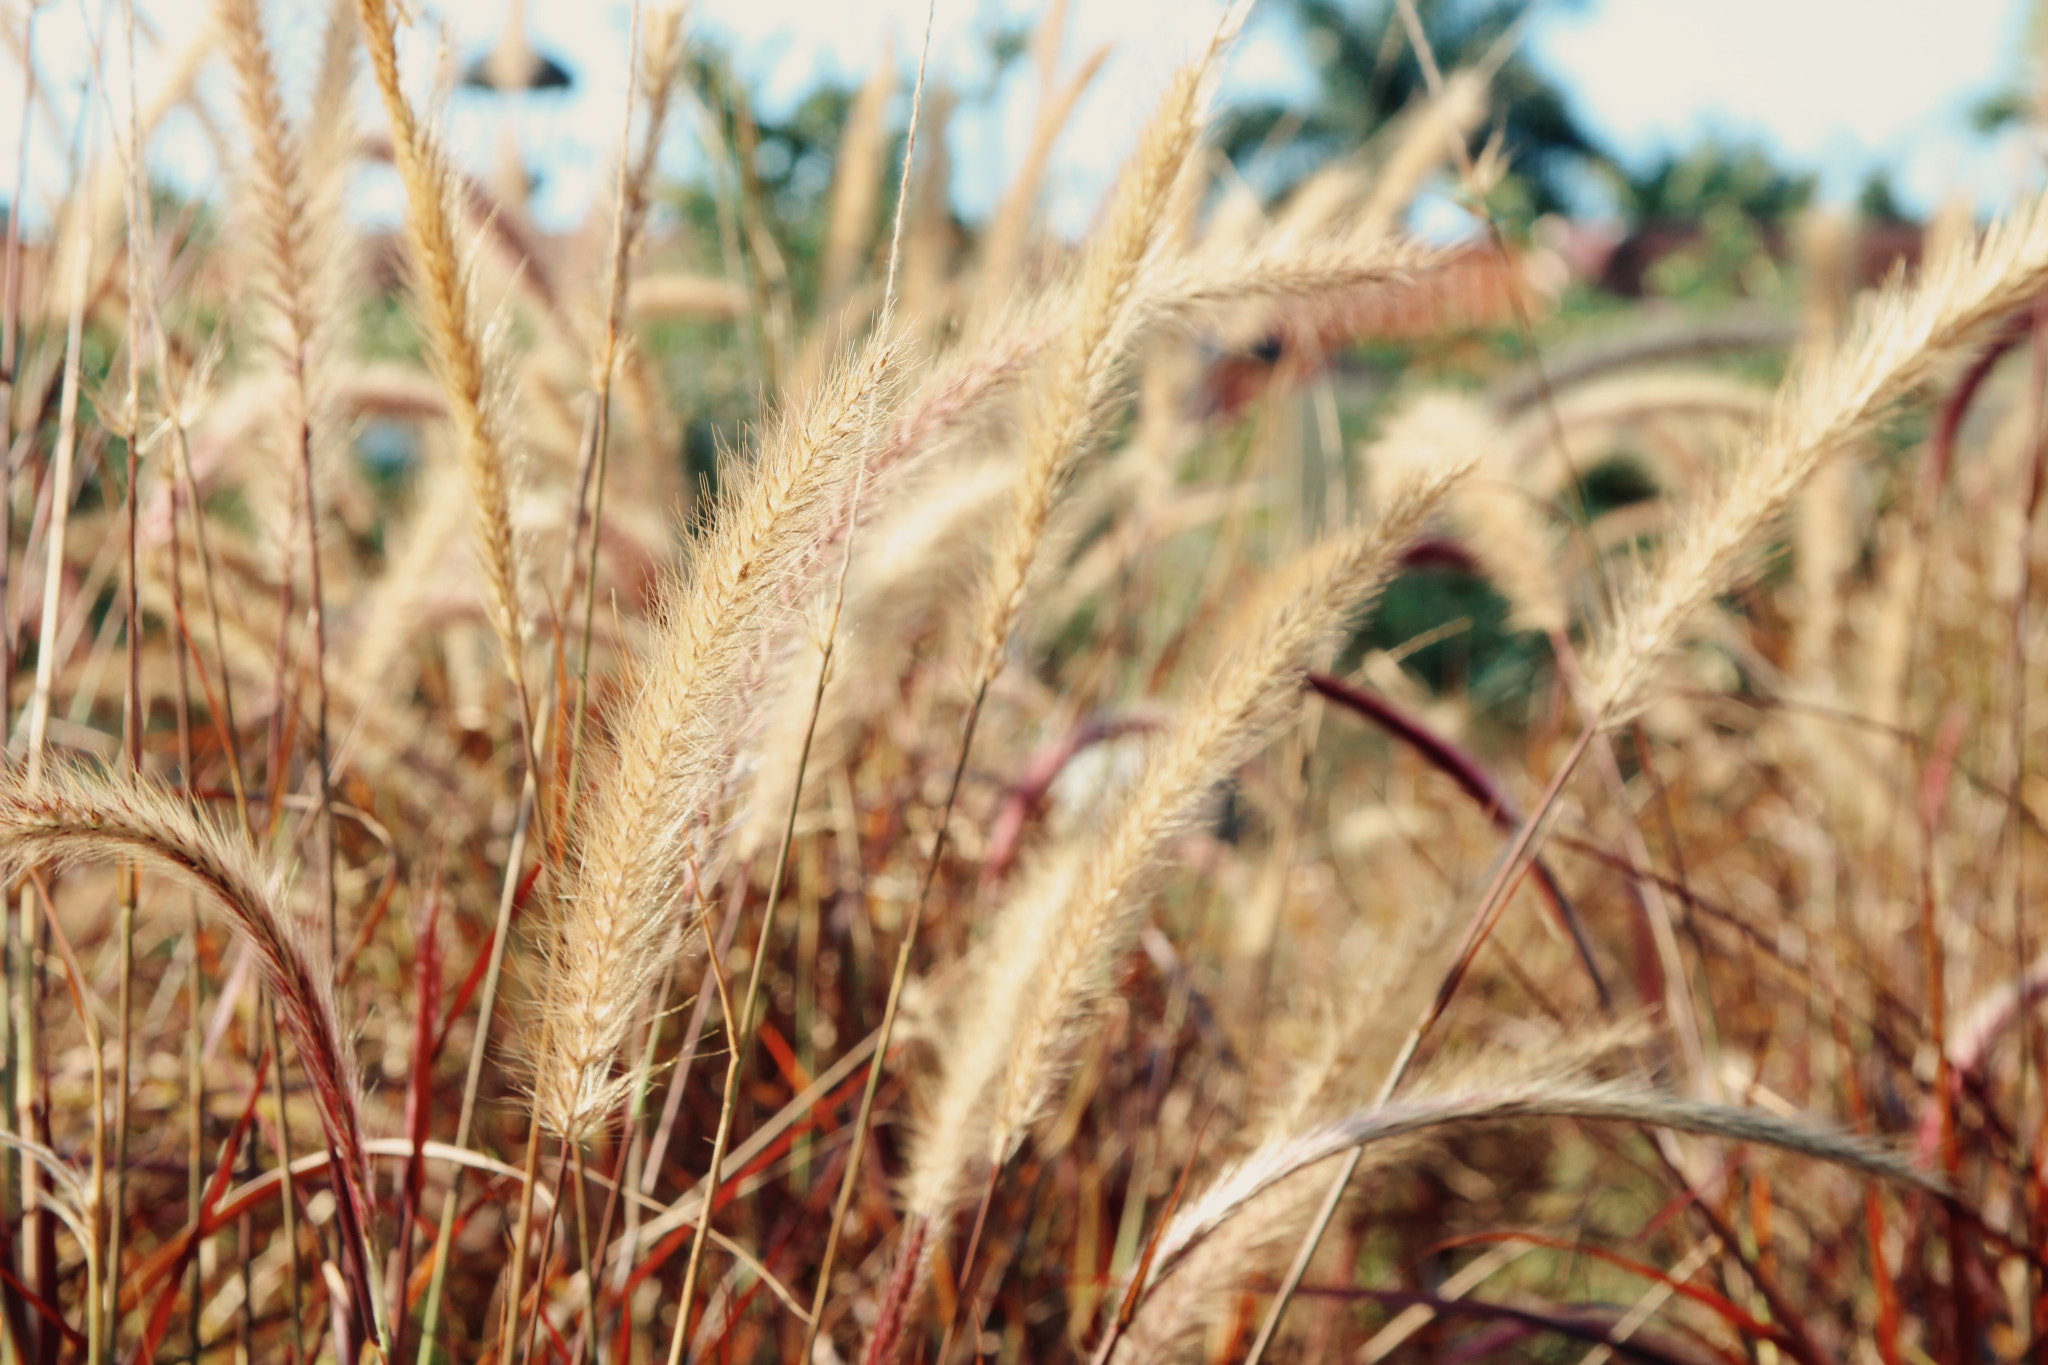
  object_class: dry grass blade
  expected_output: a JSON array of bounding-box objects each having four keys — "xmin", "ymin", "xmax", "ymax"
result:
[{"xmin": 1142, "ymin": 1082, "xmax": 1931, "ymax": 1302}]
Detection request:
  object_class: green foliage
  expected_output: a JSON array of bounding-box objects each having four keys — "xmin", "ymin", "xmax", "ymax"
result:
[
  {"xmin": 1858, "ymin": 170, "xmax": 1912, "ymax": 225},
  {"xmin": 1222, "ymin": 0, "xmax": 1607, "ymax": 214},
  {"xmin": 1971, "ymin": 87, "xmax": 2028, "ymax": 133},
  {"xmin": 1617, "ymin": 139, "xmax": 1814, "ymax": 227}
]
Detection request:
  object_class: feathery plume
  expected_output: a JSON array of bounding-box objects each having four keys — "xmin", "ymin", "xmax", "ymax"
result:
[
  {"xmin": 987, "ymin": 465, "xmax": 1466, "ymax": 1159},
  {"xmin": 1586, "ymin": 192, "xmax": 2048, "ymax": 723},
  {"xmin": 217, "ymin": 0, "xmax": 319, "ymax": 383},
  {"xmin": 1125, "ymin": 234, "xmax": 1444, "ymax": 352},
  {"xmin": 219, "ymin": 0, "xmax": 351, "ymax": 955},
  {"xmin": 736, "ymin": 457, "xmax": 1016, "ymax": 859},
  {"xmin": 353, "ymin": 0, "xmax": 533, "ymax": 712},
  {"xmin": 1113, "ymin": 1076, "xmax": 1932, "ymax": 1365},
  {"xmin": 304, "ymin": 0, "xmax": 360, "ymax": 186},
  {"xmin": 906, "ymin": 464, "xmax": 1468, "ymax": 1235},
  {"xmin": 970, "ymin": 19, "xmax": 1243, "ymax": 700},
  {"xmin": 536, "ymin": 331, "xmax": 905, "ymax": 1140},
  {"xmin": 0, "ymin": 762, "xmax": 382, "ymax": 1345}
]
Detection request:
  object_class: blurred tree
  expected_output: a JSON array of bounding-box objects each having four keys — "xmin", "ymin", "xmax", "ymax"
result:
[
  {"xmin": 1617, "ymin": 139, "xmax": 1815, "ymax": 226},
  {"xmin": 1856, "ymin": 170, "xmax": 1912, "ymax": 226},
  {"xmin": 1970, "ymin": 88, "xmax": 2028, "ymax": 133},
  {"xmin": 1220, "ymin": 0, "xmax": 1608, "ymax": 215},
  {"xmin": 1602, "ymin": 140, "xmax": 1815, "ymax": 300}
]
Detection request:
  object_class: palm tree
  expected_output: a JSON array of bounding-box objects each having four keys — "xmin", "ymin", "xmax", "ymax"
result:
[{"xmin": 1222, "ymin": 0, "xmax": 1607, "ymax": 216}]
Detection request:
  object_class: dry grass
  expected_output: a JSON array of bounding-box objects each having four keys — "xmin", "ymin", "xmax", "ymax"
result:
[{"xmin": 2, "ymin": 5, "xmax": 2044, "ymax": 1365}]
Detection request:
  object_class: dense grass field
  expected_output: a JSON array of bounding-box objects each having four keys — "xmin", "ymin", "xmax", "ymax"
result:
[{"xmin": 0, "ymin": 1, "xmax": 2044, "ymax": 1361}]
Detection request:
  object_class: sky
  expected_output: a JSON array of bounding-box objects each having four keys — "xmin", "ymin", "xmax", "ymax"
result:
[
  {"xmin": 0, "ymin": 0, "xmax": 2037, "ymax": 235},
  {"xmin": 1528, "ymin": 0, "xmax": 2033, "ymax": 212}
]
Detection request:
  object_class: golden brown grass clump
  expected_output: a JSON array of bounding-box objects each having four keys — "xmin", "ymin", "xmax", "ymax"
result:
[{"xmin": 6, "ymin": 5, "xmax": 2048, "ymax": 1365}]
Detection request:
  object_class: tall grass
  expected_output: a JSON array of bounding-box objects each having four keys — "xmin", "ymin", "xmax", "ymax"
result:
[{"xmin": 0, "ymin": 4, "xmax": 2039, "ymax": 1364}]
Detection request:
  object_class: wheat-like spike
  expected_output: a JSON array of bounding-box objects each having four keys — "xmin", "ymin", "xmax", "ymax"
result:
[
  {"xmin": 216, "ymin": 0, "xmax": 315, "ymax": 375},
  {"xmin": 1120, "ymin": 1032, "xmax": 1924, "ymax": 1364},
  {"xmin": 738, "ymin": 34, "xmax": 1245, "ymax": 957},
  {"xmin": 807, "ymin": 226, "xmax": 1439, "ymax": 548},
  {"xmin": 303, "ymin": 0, "xmax": 363, "ymax": 445},
  {"xmin": 219, "ymin": 0, "xmax": 353, "ymax": 975},
  {"xmin": 593, "ymin": 2, "xmax": 684, "ymax": 363},
  {"xmin": 213, "ymin": 0, "xmax": 311, "ymax": 588},
  {"xmin": 633, "ymin": 9, "xmax": 685, "ymax": 233},
  {"xmin": 875, "ymin": 296, "xmax": 1053, "ymax": 468},
  {"xmin": 969, "ymin": 34, "xmax": 1231, "ymax": 693},
  {"xmin": 901, "ymin": 849, "xmax": 1080, "ymax": 1225},
  {"xmin": 218, "ymin": 0, "xmax": 352, "ymax": 525},
  {"xmin": 987, "ymin": 466, "xmax": 1466, "ymax": 1160},
  {"xmin": 536, "ymin": 331, "xmax": 905, "ymax": 1140},
  {"xmin": 1113, "ymin": 914, "xmax": 1464, "ymax": 1365},
  {"xmin": 904, "ymin": 465, "xmax": 1467, "ymax": 1237},
  {"xmin": 1112, "ymin": 1139, "xmax": 1406, "ymax": 1365},
  {"xmin": 1113, "ymin": 1075, "xmax": 1927, "ymax": 1365},
  {"xmin": 0, "ymin": 764, "xmax": 378, "ymax": 1288},
  {"xmin": 352, "ymin": 0, "xmax": 531, "ymax": 704},
  {"xmin": 1259, "ymin": 910, "xmax": 1465, "ymax": 1147},
  {"xmin": 736, "ymin": 457, "xmax": 1016, "ymax": 860},
  {"xmin": 305, "ymin": 0, "xmax": 359, "ymax": 179},
  {"xmin": 1122, "ymin": 235, "xmax": 1443, "ymax": 353},
  {"xmin": 578, "ymin": 11, "xmax": 685, "ymax": 483},
  {"xmin": 896, "ymin": 471, "xmax": 1461, "ymax": 1358},
  {"xmin": 1585, "ymin": 192, "xmax": 2048, "ymax": 723},
  {"xmin": 298, "ymin": 0, "xmax": 363, "ymax": 371}
]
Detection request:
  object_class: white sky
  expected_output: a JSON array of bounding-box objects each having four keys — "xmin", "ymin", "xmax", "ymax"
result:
[
  {"xmin": 0, "ymin": 0, "xmax": 2037, "ymax": 234},
  {"xmin": 1528, "ymin": 0, "xmax": 2035, "ymax": 211}
]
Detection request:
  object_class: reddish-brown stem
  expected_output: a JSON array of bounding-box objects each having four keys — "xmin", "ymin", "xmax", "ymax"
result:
[
  {"xmin": 926, "ymin": 1167, "xmax": 999, "ymax": 1365},
  {"xmin": 1304, "ymin": 670, "xmax": 1611, "ymax": 1012},
  {"xmin": 1919, "ymin": 707, "xmax": 1974, "ymax": 1362}
]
